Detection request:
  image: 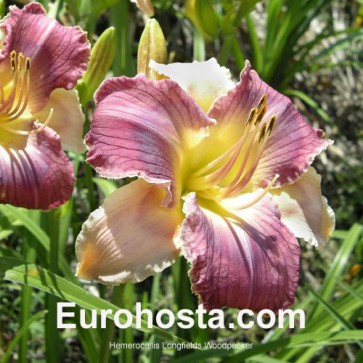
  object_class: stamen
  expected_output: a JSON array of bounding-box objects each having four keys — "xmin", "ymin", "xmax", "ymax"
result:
[
  {"xmin": 189, "ymin": 137, "xmax": 244, "ymax": 179},
  {"xmin": 0, "ymin": 108, "xmax": 53, "ymax": 136},
  {"xmin": 221, "ymin": 132, "xmax": 271, "ymax": 198},
  {"xmin": 186, "ymin": 93, "xmax": 278, "ymax": 202},
  {"xmin": 0, "ymin": 51, "xmax": 32, "ymax": 131},
  {"xmin": 0, "ymin": 124, "xmax": 33, "ymax": 135},
  {"xmin": 5, "ymin": 57, "xmax": 31, "ymax": 121}
]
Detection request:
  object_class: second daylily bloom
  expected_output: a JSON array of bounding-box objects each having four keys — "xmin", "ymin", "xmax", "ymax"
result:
[
  {"xmin": 76, "ymin": 58, "xmax": 334, "ymax": 311},
  {"xmin": 0, "ymin": 3, "xmax": 89, "ymax": 209}
]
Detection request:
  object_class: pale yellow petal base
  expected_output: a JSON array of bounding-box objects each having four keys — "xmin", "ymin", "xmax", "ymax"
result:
[
  {"xmin": 35, "ymin": 88, "xmax": 85, "ymax": 153},
  {"xmin": 272, "ymin": 167, "xmax": 335, "ymax": 246},
  {"xmin": 76, "ymin": 179, "xmax": 183, "ymax": 284}
]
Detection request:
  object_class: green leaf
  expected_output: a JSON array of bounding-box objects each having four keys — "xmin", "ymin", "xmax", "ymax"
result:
[
  {"xmin": 172, "ymin": 331, "xmax": 363, "ymax": 363},
  {"xmin": 308, "ymin": 288, "xmax": 363, "ymax": 349},
  {"xmin": 284, "ymin": 89, "xmax": 332, "ymax": 124},
  {"xmin": 0, "ymin": 205, "xmax": 75, "ymax": 282},
  {"xmin": 2, "ymin": 310, "xmax": 47, "ymax": 363},
  {"xmin": 93, "ymin": 178, "xmax": 118, "ymax": 197},
  {"xmin": 0, "ymin": 257, "xmax": 188, "ymax": 344},
  {"xmin": 0, "ymin": 229, "xmax": 14, "ymax": 240},
  {"xmin": 311, "ymin": 224, "xmax": 363, "ymax": 319}
]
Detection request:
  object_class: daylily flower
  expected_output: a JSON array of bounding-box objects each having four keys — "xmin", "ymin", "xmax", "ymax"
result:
[
  {"xmin": 76, "ymin": 58, "xmax": 335, "ymax": 311},
  {"xmin": 0, "ymin": 3, "xmax": 89, "ymax": 209}
]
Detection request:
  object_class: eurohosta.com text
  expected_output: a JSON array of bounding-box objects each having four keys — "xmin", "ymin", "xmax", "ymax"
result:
[{"xmin": 57, "ymin": 302, "xmax": 305, "ymax": 330}]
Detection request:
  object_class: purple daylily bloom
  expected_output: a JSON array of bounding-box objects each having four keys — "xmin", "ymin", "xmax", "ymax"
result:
[
  {"xmin": 0, "ymin": 3, "xmax": 89, "ymax": 209},
  {"xmin": 76, "ymin": 59, "xmax": 335, "ymax": 311}
]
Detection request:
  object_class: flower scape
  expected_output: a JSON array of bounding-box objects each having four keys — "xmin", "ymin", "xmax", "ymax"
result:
[
  {"xmin": 76, "ymin": 58, "xmax": 335, "ymax": 311},
  {"xmin": 0, "ymin": 3, "xmax": 89, "ymax": 210}
]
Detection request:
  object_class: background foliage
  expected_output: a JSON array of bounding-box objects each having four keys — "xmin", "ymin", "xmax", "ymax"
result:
[{"xmin": 0, "ymin": 0, "xmax": 362, "ymax": 362}]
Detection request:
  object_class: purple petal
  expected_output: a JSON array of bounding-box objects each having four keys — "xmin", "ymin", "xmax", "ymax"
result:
[
  {"xmin": 86, "ymin": 75, "xmax": 215, "ymax": 206},
  {"xmin": 208, "ymin": 61, "xmax": 331, "ymax": 188},
  {"xmin": 181, "ymin": 193, "xmax": 300, "ymax": 311},
  {"xmin": 0, "ymin": 3, "xmax": 89, "ymax": 113},
  {"xmin": 0, "ymin": 125, "xmax": 75, "ymax": 210}
]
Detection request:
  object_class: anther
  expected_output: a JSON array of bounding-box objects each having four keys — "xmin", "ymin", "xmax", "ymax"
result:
[
  {"xmin": 267, "ymin": 115, "xmax": 276, "ymax": 135},
  {"xmin": 10, "ymin": 50, "xmax": 16, "ymax": 72},
  {"xmin": 256, "ymin": 94, "xmax": 267, "ymax": 111},
  {"xmin": 254, "ymin": 104, "xmax": 266, "ymax": 125},
  {"xmin": 25, "ymin": 57, "xmax": 31, "ymax": 72},
  {"xmin": 17, "ymin": 53, "xmax": 24, "ymax": 71},
  {"xmin": 246, "ymin": 108, "xmax": 256, "ymax": 126},
  {"xmin": 259, "ymin": 124, "xmax": 267, "ymax": 143}
]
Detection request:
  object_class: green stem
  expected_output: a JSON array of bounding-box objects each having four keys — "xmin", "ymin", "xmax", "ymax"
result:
[
  {"xmin": 232, "ymin": 36, "xmax": 245, "ymax": 70},
  {"xmin": 99, "ymin": 285, "xmax": 125, "ymax": 363},
  {"xmin": 173, "ymin": 258, "xmax": 195, "ymax": 358},
  {"xmin": 219, "ymin": 1, "xmax": 248, "ymax": 65},
  {"xmin": 193, "ymin": 26, "xmax": 205, "ymax": 61},
  {"xmin": 119, "ymin": 283, "xmax": 135, "ymax": 363},
  {"xmin": 219, "ymin": 34, "xmax": 233, "ymax": 65},
  {"xmin": 85, "ymin": 163, "xmax": 97, "ymax": 212},
  {"xmin": 43, "ymin": 210, "xmax": 61, "ymax": 363},
  {"xmin": 111, "ymin": 0, "xmax": 134, "ymax": 76},
  {"xmin": 47, "ymin": 0, "xmax": 64, "ymax": 19},
  {"xmin": 18, "ymin": 233, "xmax": 36, "ymax": 363},
  {"xmin": 0, "ymin": 0, "xmax": 5, "ymax": 18}
]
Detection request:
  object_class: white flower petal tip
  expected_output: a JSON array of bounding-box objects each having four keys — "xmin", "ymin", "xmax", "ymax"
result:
[
  {"xmin": 149, "ymin": 58, "xmax": 235, "ymax": 112},
  {"xmin": 273, "ymin": 167, "xmax": 335, "ymax": 246}
]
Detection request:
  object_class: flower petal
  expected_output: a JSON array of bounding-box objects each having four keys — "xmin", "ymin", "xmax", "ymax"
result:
[
  {"xmin": 86, "ymin": 75, "xmax": 215, "ymax": 206},
  {"xmin": 0, "ymin": 124, "xmax": 75, "ymax": 210},
  {"xmin": 76, "ymin": 179, "xmax": 183, "ymax": 284},
  {"xmin": 34, "ymin": 89, "xmax": 85, "ymax": 153},
  {"xmin": 181, "ymin": 193, "xmax": 300, "ymax": 311},
  {"xmin": 272, "ymin": 167, "xmax": 335, "ymax": 246},
  {"xmin": 208, "ymin": 61, "xmax": 331, "ymax": 188},
  {"xmin": 0, "ymin": 3, "xmax": 89, "ymax": 112},
  {"xmin": 150, "ymin": 58, "xmax": 235, "ymax": 112}
]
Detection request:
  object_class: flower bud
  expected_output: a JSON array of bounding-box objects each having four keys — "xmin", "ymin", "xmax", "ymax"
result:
[
  {"xmin": 77, "ymin": 27, "xmax": 116, "ymax": 105},
  {"xmin": 184, "ymin": 0, "xmax": 218, "ymax": 40},
  {"xmin": 0, "ymin": 0, "xmax": 4, "ymax": 19},
  {"xmin": 137, "ymin": 19, "xmax": 167, "ymax": 79}
]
